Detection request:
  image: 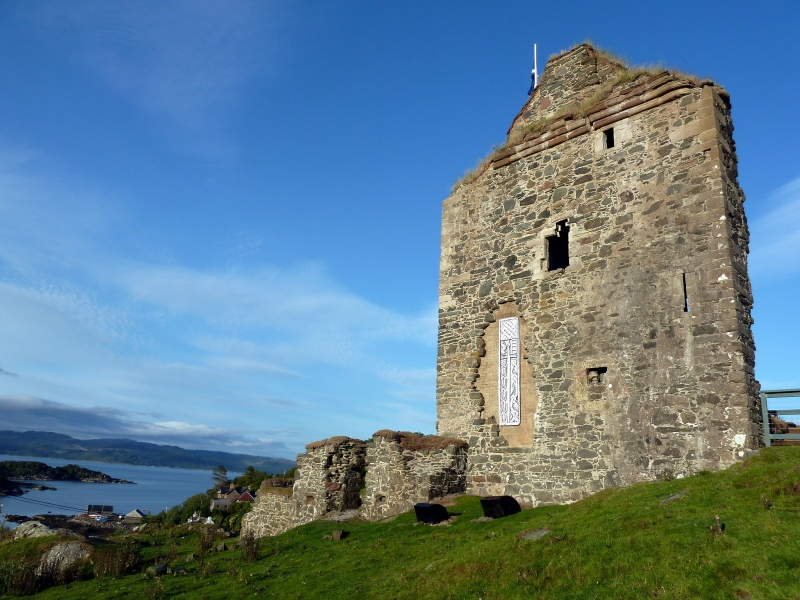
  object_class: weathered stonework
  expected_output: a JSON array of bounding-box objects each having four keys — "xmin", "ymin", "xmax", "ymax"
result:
[
  {"xmin": 437, "ymin": 44, "xmax": 761, "ymax": 507},
  {"xmin": 361, "ymin": 431, "xmax": 468, "ymax": 521},
  {"xmin": 241, "ymin": 485, "xmax": 294, "ymax": 538},
  {"xmin": 242, "ymin": 436, "xmax": 366, "ymax": 538},
  {"xmin": 243, "ymin": 43, "xmax": 762, "ymax": 538}
]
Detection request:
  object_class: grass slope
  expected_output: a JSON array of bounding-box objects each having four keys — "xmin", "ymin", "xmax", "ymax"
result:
[
  {"xmin": 16, "ymin": 447, "xmax": 800, "ymax": 599},
  {"xmin": 0, "ymin": 431, "xmax": 295, "ymax": 473}
]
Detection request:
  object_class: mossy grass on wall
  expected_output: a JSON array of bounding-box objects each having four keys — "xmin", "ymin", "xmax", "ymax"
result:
[{"xmin": 12, "ymin": 446, "xmax": 800, "ymax": 599}]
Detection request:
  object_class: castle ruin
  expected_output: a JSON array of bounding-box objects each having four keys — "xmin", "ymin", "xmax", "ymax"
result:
[
  {"xmin": 243, "ymin": 43, "xmax": 761, "ymax": 538},
  {"xmin": 436, "ymin": 43, "xmax": 760, "ymax": 505}
]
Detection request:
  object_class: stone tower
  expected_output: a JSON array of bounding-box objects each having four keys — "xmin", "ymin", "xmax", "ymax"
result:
[{"xmin": 436, "ymin": 44, "xmax": 760, "ymax": 507}]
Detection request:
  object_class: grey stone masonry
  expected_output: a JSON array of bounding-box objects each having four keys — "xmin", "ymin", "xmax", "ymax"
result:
[
  {"xmin": 242, "ymin": 436, "xmax": 367, "ymax": 538},
  {"xmin": 240, "ymin": 485, "xmax": 294, "ymax": 538},
  {"xmin": 361, "ymin": 431, "xmax": 468, "ymax": 521},
  {"xmin": 293, "ymin": 436, "xmax": 366, "ymax": 522},
  {"xmin": 437, "ymin": 43, "xmax": 761, "ymax": 508}
]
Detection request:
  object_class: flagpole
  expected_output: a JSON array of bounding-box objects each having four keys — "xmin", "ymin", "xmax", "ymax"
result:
[{"xmin": 528, "ymin": 44, "xmax": 539, "ymax": 95}]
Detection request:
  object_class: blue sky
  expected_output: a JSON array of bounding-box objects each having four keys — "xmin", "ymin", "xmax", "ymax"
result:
[{"xmin": 0, "ymin": 1, "xmax": 798, "ymax": 459}]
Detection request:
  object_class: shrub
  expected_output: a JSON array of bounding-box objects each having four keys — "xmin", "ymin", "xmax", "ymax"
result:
[
  {"xmin": 0, "ymin": 559, "xmax": 38, "ymax": 596},
  {"xmin": 94, "ymin": 539, "xmax": 142, "ymax": 579},
  {"xmin": 0, "ymin": 556, "xmax": 85, "ymax": 596},
  {"xmin": 240, "ymin": 533, "xmax": 261, "ymax": 563}
]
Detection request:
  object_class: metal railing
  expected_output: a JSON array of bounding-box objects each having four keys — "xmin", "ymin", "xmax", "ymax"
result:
[{"xmin": 760, "ymin": 389, "xmax": 800, "ymax": 447}]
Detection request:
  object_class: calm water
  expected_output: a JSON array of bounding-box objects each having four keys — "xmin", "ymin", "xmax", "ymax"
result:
[{"xmin": 0, "ymin": 454, "xmax": 234, "ymax": 522}]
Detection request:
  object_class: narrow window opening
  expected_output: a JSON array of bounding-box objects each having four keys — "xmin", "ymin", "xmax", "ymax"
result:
[
  {"xmin": 587, "ymin": 367, "xmax": 608, "ymax": 384},
  {"xmin": 546, "ymin": 220, "xmax": 570, "ymax": 271},
  {"xmin": 682, "ymin": 273, "xmax": 690, "ymax": 312},
  {"xmin": 603, "ymin": 127, "xmax": 615, "ymax": 149}
]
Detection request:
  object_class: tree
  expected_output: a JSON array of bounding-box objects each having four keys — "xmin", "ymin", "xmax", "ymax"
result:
[
  {"xmin": 235, "ymin": 465, "xmax": 268, "ymax": 491},
  {"xmin": 212, "ymin": 465, "xmax": 228, "ymax": 489}
]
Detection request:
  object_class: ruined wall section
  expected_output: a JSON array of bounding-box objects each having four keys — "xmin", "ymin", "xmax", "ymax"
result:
[
  {"xmin": 360, "ymin": 432, "xmax": 467, "ymax": 521},
  {"xmin": 293, "ymin": 437, "xmax": 366, "ymax": 523},
  {"xmin": 241, "ymin": 486, "xmax": 294, "ymax": 538},
  {"xmin": 708, "ymin": 88, "xmax": 762, "ymax": 446},
  {"xmin": 242, "ymin": 437, "xmax": 366, "ymax": 538},
  {"xmin": 437, "ymin": 53, "xmax": 760, "ymax": 507}
]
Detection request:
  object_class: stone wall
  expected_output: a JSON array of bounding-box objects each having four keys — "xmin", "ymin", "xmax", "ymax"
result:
[
  {"xmin": 241, "ymin": 485, "xmax": 294, "ymax": 538},
  {"xmin": 361, "ymin": 432, "xmax": 468, "ymax": 521},
  {"xmin": 242, "ymin": 436, "xmax": 367, "ymax": 538},
  {"xmin": 293, "ymin": 436, "xmax": 367, "ymax": 522},
  {"xmin": 437, "ymin": 43, "xmax": 761, "ymax": 507}
]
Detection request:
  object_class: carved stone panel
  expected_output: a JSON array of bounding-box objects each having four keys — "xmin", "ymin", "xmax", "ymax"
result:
[{"xmin": 498, "ymin": 317, "xmax": 521, "ymax": 426}]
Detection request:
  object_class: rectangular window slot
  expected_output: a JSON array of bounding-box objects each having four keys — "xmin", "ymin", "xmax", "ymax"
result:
[
  {"xmin": 682, "ymin": 272, "xmax": 690, "ymax": 312},
  {"xmin": 587, "ymin": 367, "xmax": 607, "ymax": 384},
  {"xmin": 546, "ymin": 220, "xmax": 570, "ymax": 271},
  {"xmin": 603, "ymin": 128, "xmax": 615, "ymax": 149}
]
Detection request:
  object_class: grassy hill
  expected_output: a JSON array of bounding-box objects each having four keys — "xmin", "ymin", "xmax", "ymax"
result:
[
  {"xmin": 7, "ymin": 446, "xmax": 800, "ymax": 599},
  {"xmin": 0, "ymin": 431, "xmax": 295, "ymax": 473}
]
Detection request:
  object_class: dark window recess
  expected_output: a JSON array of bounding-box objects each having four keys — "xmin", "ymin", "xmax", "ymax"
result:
[
  {"xmin": 547, "ymin": 220, "xmax": 570, "ymax": 271},
  {"xmin": 603, "ymin": 127, "xmax": 615, "ymax": 149},
  {"xmin": 587, "ymin": 367, "xmax": 608, "ymax": 384},
  {"xmin": 682, "ymin": 273, "xmax": 690, "ymax": 312}
]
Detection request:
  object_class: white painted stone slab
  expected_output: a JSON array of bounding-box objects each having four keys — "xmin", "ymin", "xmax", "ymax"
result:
[{"xmin": 498, "ymin": 317, "xmax": 520, "ymax": 426}]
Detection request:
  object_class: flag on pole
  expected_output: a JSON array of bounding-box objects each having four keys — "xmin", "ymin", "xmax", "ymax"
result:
[{"xmin": 527, "ymin": 44, "xmax": 538, "ymax": 95}]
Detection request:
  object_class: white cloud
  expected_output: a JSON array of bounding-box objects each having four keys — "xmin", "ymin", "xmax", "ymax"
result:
[
  {"xmin": 0, "ymin": 143, "xmax": 437, "ymax": 455},
  {"xmin": 748, "ymin": 177, "xmax": 800, "ymax": 280}
]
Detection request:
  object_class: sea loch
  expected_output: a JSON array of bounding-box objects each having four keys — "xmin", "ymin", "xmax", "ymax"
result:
[{"xmin": 0, "ymin": 454, "xmax": 232, "ymax": 521}]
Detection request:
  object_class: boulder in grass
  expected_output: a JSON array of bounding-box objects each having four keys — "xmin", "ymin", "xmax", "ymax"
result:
[
  {"xmin": 146, "ymin": 563, "xmax": 167, "ymax": 576},
  {"xmin": 37, "ymin": 542, "xmax": 90, "ymax": 576},
  {"xmin": 479, "ymin": 495, "xmax": 521, "ymax": 519},
  {"xmin": 13, "ymin": 520, "xmax": 57, "ymax": 540}
]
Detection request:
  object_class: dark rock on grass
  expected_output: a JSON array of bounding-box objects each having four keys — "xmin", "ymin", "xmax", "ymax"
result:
[
  {"xmin": 479, "ymin": 496, "xmax": 521, "ymax": 519},
  {"xmin": 146, "ymin": 563, "xmax": 167, "ymax": 576}
]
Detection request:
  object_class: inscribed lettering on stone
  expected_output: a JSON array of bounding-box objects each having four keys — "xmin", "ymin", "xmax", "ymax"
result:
[{"xmin": 498, "ymin": 317, "xmax": 521, "ymax": 426}]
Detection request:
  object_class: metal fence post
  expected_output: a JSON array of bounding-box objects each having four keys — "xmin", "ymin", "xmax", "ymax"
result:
[{"xmin": 760, "ymin": 391, "xmax": 771, "ymax": 447}]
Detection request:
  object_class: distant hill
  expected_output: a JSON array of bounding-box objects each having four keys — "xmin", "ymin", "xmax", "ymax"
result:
[{"xmin": 0, "ymin": 431, "xmax": 295, "ymax": 474}]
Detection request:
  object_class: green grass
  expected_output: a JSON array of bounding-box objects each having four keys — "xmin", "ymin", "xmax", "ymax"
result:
[{"xmin": 10, "ymin": 446, "xmax": 800, "ymax": 599}]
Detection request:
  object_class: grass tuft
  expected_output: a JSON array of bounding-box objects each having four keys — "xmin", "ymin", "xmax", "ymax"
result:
[
  {"xmin": 372, "ymin": 430, "xmax": 468, "ymax": 451},
  {"xmin": 305, "ymin": 436, "xmax": 362, "ymax": 451}
]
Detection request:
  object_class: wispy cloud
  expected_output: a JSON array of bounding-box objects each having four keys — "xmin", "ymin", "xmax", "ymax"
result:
[
  {"xmin": 0, "ymin": 145, "xmax": 437, "ymax": 455},
  {"xmin": 0, "ymin": 367, "xmax": 17, "ymax": 378},
  {"xmin": 749, "ymin": 177, "xmax": 800, "ymax": 281},
  {"xmin": 17, "ymin": 0, "xmax": 289, "ymax": 154}
]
